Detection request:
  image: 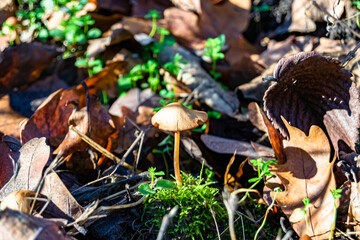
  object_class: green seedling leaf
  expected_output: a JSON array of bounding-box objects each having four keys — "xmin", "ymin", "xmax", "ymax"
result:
[
  {"xmin": 155, "ymin": 171, "xmax": 165, "ymax": 176},
  {"xmin": 248, "ymin": 177, "xmax": 261, "ymax": 183},
  {"xmin": 139, "ymin": 183, "xmax": 156, "ymax": 195},
  {"xmin": 155, "ymin": 179, "xmax": 176, "ymax": 190},
  {"xmin": 159, "ymin": 89, "xmax": 175, "ymax": 99},
  {"xmin": 87, "ymin": 28, "xmax": 102, "ymax": 39},
  {"xmin": 145, "ymin": 9, "xmax": 161, "ymax": 19},
  {"xmin": 163, "ymin": 36, "xmax": 176, "ymax": 46},
  {"xmin": 88, "ymin": 59, "xmax": 102, "ymax": 67},
  {"xmin": 75, "ymin": 32, "xmax": 86, "ymax": 44},
  {"xmin": 157, "ymin": 28, "xmax": 169, "ymax": 35},
  {"xmin": 75, "ymin": 58, "xmax": 88, "ymax": 67},
  {"xmin": 49, "ymin": 28, "xmax": 65, "ymax": 38},
  {"xmin": 92, "ymin": 65, "xmax": 103, "ymax": 74},
  {"xmin": 38, "ymin": 28, "xmax": 49, "ymax": 39},
  {"xmin": 207, "ymin": 111, "xmax": 221, "ymax": 119}
]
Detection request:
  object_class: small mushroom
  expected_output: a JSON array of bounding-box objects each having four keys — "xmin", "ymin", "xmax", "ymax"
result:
[{"xmin": 151, "ymin": 102, "xmax": 208, "ymax": 185}]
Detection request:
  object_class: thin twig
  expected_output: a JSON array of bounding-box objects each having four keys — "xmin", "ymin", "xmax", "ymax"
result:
[
  {"xmin": 209, "ymin": 206, "xmax": 221, "ymax": 240},
  {"xmin": 69, "ymin": 125, "xmax": 139, "ymax": 172},
  {"xmin": 156, "ymin": 206, "xmax": 179, "ymax": 240},
  {"xmin": 310, "ymin": 0, "xmax": 360, "ymax": 39},
  {"xmin": 29, "ymin": 153, "xmax": 65, "ymax": 215}
]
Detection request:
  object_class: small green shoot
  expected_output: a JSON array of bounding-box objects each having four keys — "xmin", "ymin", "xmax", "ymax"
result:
[
  {"xmin": 240, "ymin": 158, "xmax": 277, "ymax": 203},
  {"xmin": 352, "ymin": 1, "xmax": 360, "ymax": 29},
  {"xmin": 254, "ymin": 187, "xmax": 282, "ymax": 240},
  {"xmin": 144, "ymin": 9, "xmax": 161, "ymax": 38},
  {"xmin": 157, "ymin": 27, "xmax": 169, "ymax": 44},
  {"xmin": 163, "ymin": 53, "xmax": 187, "ymax": 77},
  {"xmin": 329, "ymin": 189, "xmax": 342, "ymax": 240},
  {"xmin": 204, "ymin": 34, "xmax": 226, "ymax": 80},
  {"xmin": 138, "ymin": 167, "xmax": 175, "ymax": 196},
  {"xmin": 290, "ymin": 198, "xmax": 312, "ymax": 233},
  {"xmin": 75, "ymin": 56, "xmax": 103, "ymax": 77}
]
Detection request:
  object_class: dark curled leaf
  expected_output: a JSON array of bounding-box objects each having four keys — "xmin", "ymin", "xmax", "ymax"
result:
[{"xmin": 264, "ymin": 51, "xmax": 360, "ymax": 153}]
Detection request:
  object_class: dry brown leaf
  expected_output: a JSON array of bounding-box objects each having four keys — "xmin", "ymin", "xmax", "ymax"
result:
[
  {"xmin": 0, "ymin": 209, "xmax": 69, "ymax": 240},
  {"xmin": 85, "ymin": 59, "xmax": 126, "ymax": 98},
  {"xmin": 0, "ymin": 43, "xmax": 60, "ymax": 90},
  {"xmin": 264, "ymin": 52, "xmax": 360, "ymax": 154},
  {"xmin": 269, "ymin": 117, "xmax": 336, "ymax": 239},
  {"xmin": 224, "ymin": 151, "xmax": 247, "ymax": 192},
  {"xmin": 0, "ymin": 131, "xmax": 16, "ymax": 189},
  {"xmin": 20, "ymin": 88, "xmax": 85, "ymax": 146},
  {"xmin": 40, "ymin": 172, "xmax": 84, "ymax": 220},
  {"xmin": 289, "ymin": 0, "xmax": 344, "ymax": 33},
  {"xmin": 200, "ymin": 134, "xmax": 264, "ymax": 159},
  {"xmin": 53, "ymin": 97, "xmax": 117, "ymax": 167},
  {"xmin": 254, "ymin": 103, "xmax": 285, "ymax": 164},
  {"xmin": 0, "ymin": 137, "xmax": 50, "ymax": 200},
  {"xmin": 248, "ymin": 102, "xmax": 267, "ymax": 132},
  {"xmin": 0, "ymin": 95, "xmax": 26, "ymax": 138}
]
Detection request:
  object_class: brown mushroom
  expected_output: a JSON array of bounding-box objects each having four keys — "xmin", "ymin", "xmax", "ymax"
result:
[{"xmin": 151, "ymin": 102, "xmax": 208, "ymax": 185}]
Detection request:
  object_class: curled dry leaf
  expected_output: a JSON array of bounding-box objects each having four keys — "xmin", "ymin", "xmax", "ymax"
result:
[
  {"xmin": 0, "ymin": 42, "xmax": 60, "ymax": 90},
  {"xmin": 254, "ymin": 103, "xmax": 285, "ymax": 164},
  {"xmin": 0, "ymin": 137, "xmax": 50, "ymax": 200},
  {"xmin": 264, "ymin": 52, "xmax": 360, "ymax": 154},
  {"xmin": 0, "ymin": 209, "xmax": 69, "ymax": 240},
  {"xmin": 268, "ymin": 117, "xmax": 336, "ymax": 239}
]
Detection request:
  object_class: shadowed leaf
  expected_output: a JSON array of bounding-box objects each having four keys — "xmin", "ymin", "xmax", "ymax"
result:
[
  {"xmin": 264, "ymin": 52, "xmax": 360, "ymax": 153},
  {"xmin": 268, "ymin": 117, "xmax": 336, "ymax": 239}
]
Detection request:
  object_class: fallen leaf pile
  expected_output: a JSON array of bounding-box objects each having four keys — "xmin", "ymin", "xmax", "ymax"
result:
[{"xmin": 1, "ymin": 0, "xmax": 360, "ymax": 239}]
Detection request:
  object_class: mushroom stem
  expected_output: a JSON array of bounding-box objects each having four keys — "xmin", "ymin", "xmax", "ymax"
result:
[{"xmin": 174, "ymin": 131, "xmax": 182, "ymax": 185}]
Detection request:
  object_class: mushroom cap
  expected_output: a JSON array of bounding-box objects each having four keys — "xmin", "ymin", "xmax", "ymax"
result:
[{"xmin": 151, "ymin": 102, "xmax": 208, "ymax": 132}]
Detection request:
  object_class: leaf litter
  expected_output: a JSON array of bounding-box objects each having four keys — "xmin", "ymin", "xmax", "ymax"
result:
[{"xmin": 2, "ymin": 0, "xmax": 360, "ymax": 239}]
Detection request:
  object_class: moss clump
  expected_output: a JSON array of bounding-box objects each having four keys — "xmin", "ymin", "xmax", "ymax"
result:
[{"xmin": 142, "ymin": 170, "xmax": 227, "ymax": 239}]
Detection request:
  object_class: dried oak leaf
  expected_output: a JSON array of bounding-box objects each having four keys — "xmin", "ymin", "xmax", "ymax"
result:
[
  {"xmin": 0, "ymin": 42, "xmax": 60, "ymax": 90},
  {"xmin": 0, "ymin": 209, "xmax": 69, "ymax": 240},
  {"xmin": 0, "ymin": 137, "xmax": 50, "ymax": 200},
  {"xmin": 21, "ymin": 88, "xmax": 85, "ymax": 146},
  {"xmin": 264, "ymin": 51, "xmax": 360, "ymax": 154},
  {"xmin": 269, "ymin": 117, "xmax": 336, "ymax": 239}
]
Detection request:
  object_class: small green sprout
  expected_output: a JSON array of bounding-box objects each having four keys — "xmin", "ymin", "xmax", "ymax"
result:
[
  {"xmin": 290, "ymin": 197, "xmax": 312, "ymax": 234},
  {"xmin": 329, "ymin": 189, "xmax": 342, "ymax": 240},
  {"xmin": 75, "ymin": 56, "xmax": 103, "ymax": 77},
  {"xmin": 204, "ymin": 34, "xmax": 226, "ymax": 80},
  {"xmin": 144, "ymin": 9, "xmax": 161, "ymax": 38},
  {"xmin": 157, "ymin": 27, "xmax": 169, "ymax": 43},
  {"xmin": 138, "ymin": 167, "xmax": 176, "ymax": 195},
  {"xmin": 163, "ymin": 53, "xmax": 187, "ymax": 76},
  {"xmin": 238, "ymin": 158, "xmax": 277, "ymax": 203}
]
